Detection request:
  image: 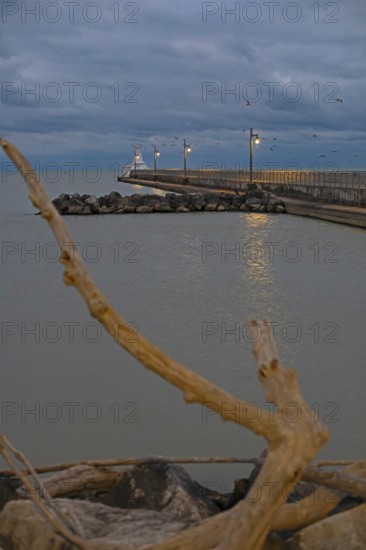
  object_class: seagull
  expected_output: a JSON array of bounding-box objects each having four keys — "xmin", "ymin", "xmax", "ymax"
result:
[
  {"xmin": 332, "ymin": 150, "xmax": 339, "ymax": 153},
  {"xmin": 319, "ymin": 154, "xmax": 326, "ymax": 158},
  {"xmin": 273, "ymin": 138, "xmax": 277, "ymax": 140},
  {"xmin": 312, "ymin": 134, "xmax": 317, "ymax": 137},
  {"xmin": 242, "ymin": 129, "xmax": 246, "ymax": 132},
  {"xmin": 245, "ymin": 100, "xmax": 251, "ymax": 106},
  {"xmin": 174, "ymin": 136, "xmax": 178, "ymax": 139},
  {"xmin": 270, "ymin": 147, "xmax": 274, "ymax": 151},
  {"xmin": 335, "ymin": 98, "xmax": 343, "ymax": 103}
]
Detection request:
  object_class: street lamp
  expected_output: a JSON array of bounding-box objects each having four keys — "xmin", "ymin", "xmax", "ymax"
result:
[
  {"xmin": 249, "ymin": 127, "xmax": 261, "ymax": 182},
  {"xmin": 183, "ymin": 139, "xmax": 191, "ymax": 180},
  {"xmin": 153, "ymin": 145, "xmax": 160, "ymax": 177}
]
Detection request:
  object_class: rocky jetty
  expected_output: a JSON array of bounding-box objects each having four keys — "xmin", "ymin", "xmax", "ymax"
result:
[{"xmin": 51, "ymin": 190, "xmax": 286, "ymax": 215}]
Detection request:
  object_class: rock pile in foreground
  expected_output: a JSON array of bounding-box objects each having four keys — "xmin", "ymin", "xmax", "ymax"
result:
[
  {"xmin": 0, "ymin": 463, "xmax": 364, "ymax": 549},
  {"xmin": 51, "ymin": 190, "xmax": 286, "ymax": 215}
]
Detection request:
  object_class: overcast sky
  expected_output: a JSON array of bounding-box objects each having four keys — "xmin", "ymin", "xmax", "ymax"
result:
[{"xmin": 1, "ymin": 0, "xmax": 365, "ymax": 172}]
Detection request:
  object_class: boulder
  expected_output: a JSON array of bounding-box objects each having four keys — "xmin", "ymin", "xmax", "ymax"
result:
[
  {"xmin": 84, "ymin": 195, "xmax": 100, "ymax": 214},
  {"xmin": 65, "ymin": 204, "xmax": 85, "ymax": 215},
  {"xmin": 130, "ymin": 194, "xmax": 147, "ymax": 207},
  {"xmin": 176, "ymin": 206, "xmax": 190, "ymax": 213},
  {"xmin": 0, "ymin": 499, "xmax": 198, "ymax": 550},
  {"xmin": 123, "ymin": 205, "xmax": 136, "ymax": 214},
  {"xmin": 0, "ymin": 475, "xmax": 20, "ymax": 512},
  {"xmin": 231, "ymin": 196, "xmax": 246, "ymax": 209},
  {"xmin": 108, "ymin": 191, "xmax": 122, "ymax": 205},
  {"xmin": 289, "ymin": 503, "xmax": 366, "ymax": 549},
  {"xmin": 99, "ymin": 206, "xmax": 114, "ymax": 214},
  {"xmin": 153, "ymin": 204, "xmax": 172, "ymax": 213},
  {"xmin": 204, "ymin": 204, "xmax": 217, "ymax": 212},
  {"xmin": 188, "ymin": 194, "xmax": 206, "ymax": 211},
  {"xmin": 99, "ymin": 464, "xmax": 219, "ymax": 521},
  {"xmin": 166, "ymin": 193, "xmax": 183, "ymax": 209},
  {"xmin": 136, "ymin": 205, "xmax": 153, "ymax": 214}
]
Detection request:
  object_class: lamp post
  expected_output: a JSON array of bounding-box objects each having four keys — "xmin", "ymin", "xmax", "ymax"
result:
[
  {"xmin": 153, "ymin": 145, "xmax": 160, "ymax": 177},
  {"xmin": 249, "ymin": 127, "xmax": 260, "ymax": 182},
  {"xmin": 183, "ymin": 139, "xmax": 191, "ymax": 180}
]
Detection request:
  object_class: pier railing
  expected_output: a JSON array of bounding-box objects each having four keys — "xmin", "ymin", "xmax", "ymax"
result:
[{"xmin": 129, "ymin": 169, "xmax": 366, "ymax": 206}]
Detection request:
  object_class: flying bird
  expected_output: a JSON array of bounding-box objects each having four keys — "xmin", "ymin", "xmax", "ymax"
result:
[
  {"xmin": 245, "ymin": 100, "xmax": 251, "ymax": 106},
  {"xmin": 335, "ymin": 98, "xmax": 343, "ymax": 103},
  {"xmin": 312, "ymin": 134, "xmax": 317, "ymax": 137},
  {"xmin": 273, "ymin": 138, "xmax": 277, "ymax": 140},
  {"xmin": 319, "ymin": 154, "xmax": 326, "ymax": 158},
  {"xmin": 332, "ymin": 150, "xmax": 339, "ymax": 153}
]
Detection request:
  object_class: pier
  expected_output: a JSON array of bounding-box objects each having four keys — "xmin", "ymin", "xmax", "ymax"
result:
[{"xmin": 120, "ymin": 169, "xmax": 366, "ymax": 229}]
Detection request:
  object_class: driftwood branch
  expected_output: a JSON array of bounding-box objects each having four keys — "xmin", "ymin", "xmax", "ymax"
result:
[
  {"xmin": 0, "ymin": 137, "xmax": 279, "ymax": 441},
  {"xmin": 0, "ymin": 456, "xmax": 262, "ymax": 476},
  {"xmin": 0, "ymin": 434, "xmax": 91, "ymax": 550},
  {"xmin": 0, "ymin": 139, "xmax": 329, "ymax": 549}
]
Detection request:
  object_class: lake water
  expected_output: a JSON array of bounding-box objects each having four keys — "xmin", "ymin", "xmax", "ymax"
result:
[{"xmin": 1, "ymin": 171, "xmax": 366, "ymax": 490}]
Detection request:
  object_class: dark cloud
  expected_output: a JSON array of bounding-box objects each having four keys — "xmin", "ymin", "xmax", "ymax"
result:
[{"xmin": 0, "ymin": 0, "xmax": 365, "ymax": 170}]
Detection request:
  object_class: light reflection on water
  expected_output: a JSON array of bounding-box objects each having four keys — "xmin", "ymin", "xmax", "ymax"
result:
[{"xmin": 1, "ymin": 174, "xmax": 366, "ymax": 485}]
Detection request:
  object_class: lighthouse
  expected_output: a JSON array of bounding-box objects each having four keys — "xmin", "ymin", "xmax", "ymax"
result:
[{"xmin": 121, "ymin": 145, "xmax": 149, "ymax": 178}]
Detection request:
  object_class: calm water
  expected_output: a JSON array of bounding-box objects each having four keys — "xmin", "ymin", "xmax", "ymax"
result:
[{"xmin": 1, "ymin": 172, "xmax": 366, "ymax": 489}]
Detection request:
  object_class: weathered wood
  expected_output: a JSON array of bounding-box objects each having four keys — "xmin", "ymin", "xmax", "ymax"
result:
[
  {"xmin": 0, "ymin": 434, "xmax": 91, "ymax": 550},
  {"xmin": 42, "ymin": 465, "xmax": 121, "ymax": 498},
  {"xmin": 0, "ymin": 139, "xmax": 329, "ymax": 550}
]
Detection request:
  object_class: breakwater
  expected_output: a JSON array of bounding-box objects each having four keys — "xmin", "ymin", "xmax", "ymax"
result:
[{"xmin": 52, "ymin": 190, "xmax": 286, "ymax": 215}]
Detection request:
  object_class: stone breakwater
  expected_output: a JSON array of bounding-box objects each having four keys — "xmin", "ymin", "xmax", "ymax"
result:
[{"xmin": 52, "ymin": 190, "xmax": 286, "ymax": 215}]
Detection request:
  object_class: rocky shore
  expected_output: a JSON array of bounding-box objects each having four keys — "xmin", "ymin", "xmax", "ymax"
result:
[
  {"xmin": 0, "ymin": 462, "xmax": 363, "ymax": 549},
  {"xmin": 51, "ymin": 190, "xmax": 286, "ymax": 215}
]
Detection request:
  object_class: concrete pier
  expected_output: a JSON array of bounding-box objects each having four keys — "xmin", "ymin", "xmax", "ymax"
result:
[{"xmin": 121, "ymin": 176, "xmax": 366, "ymax": 229}]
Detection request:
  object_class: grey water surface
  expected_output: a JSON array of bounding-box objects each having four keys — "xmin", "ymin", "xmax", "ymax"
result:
[{"xmin": 1, "ymin": 172, "xmax": 366, "ymax": 488}]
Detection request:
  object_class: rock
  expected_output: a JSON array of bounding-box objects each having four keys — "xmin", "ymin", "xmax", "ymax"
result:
[
  {"xmin": 0, "ymin": 475, "xmax": 20, "ymax": 512},
  {"xmin": 231, "ymin": 196, "xmax": 246, "ymax": 208},
  {"xmin": 146, "ymin": 194, "xmax": 166, "ymax": 205},
  {"xmin": 176, "ymin": 206, "xmax": 190, "ymax": 213},
  {"xmin": 275, "ymin": 204, "xmax": 286, "ymax": 214},
  {"xmin": 80, "ymin": 205, "xmax": 93, "ymax": 215},
  {"xmin": 108, "ymin": 191, "xmax": 122, "ymax": 205},
  {"xmin": 85, "ymin": 195, "xmax": 100, "ymax": 213},
  {"xmin": 204, "ymin": 203, "xmax": 217, "ymax": 212},
  {"xmin": 239, "ymin": 204, "xmax": 247, "ymax": 211},
  {"xmin": 123, "ymin": 205, "xmax": 136, "ymax": 214},
  {"xmin": 99, "ymin": 464, "xmax": 219, "ymax": 521},
  {"xmin": 166, "ymin": 193, "xmax": 182, "ymax": 209},
  {"xmin": 71, "ymin": 193, "xmax": 82, "ymax": 202},
  {"xmin": 136, "ymin": 205, "xmax": 153, "ymax": 214},
  {"xmin": 65, "ymin": 205, "xmax": 85, "ymax": 215},
  {"xmin": 217, "ymin": 205, "xmax": 226, "ymax": 211},
  {"xmin": 189, "ymin": 194, "xmax": 206, "ymax": 211},
  {"xmin": 130, "ymin": 194, "xmax": 147, "ymax": 206},
  {"xmin": 153, "ymin": 204, "xmax": 172, "ymax": 213},
  {"xmin": 289, "ymin": 503, "xmax": 366, "ymax": 549},
  {"xmin": 0, "ymin": 499, "xmax": 198, "ymax": 550},
  {"xmin": 99, "ymin": 206, "xmax": 114, "ymax": 214}
]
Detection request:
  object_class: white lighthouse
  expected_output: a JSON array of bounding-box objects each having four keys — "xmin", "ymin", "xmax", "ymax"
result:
[{"xmin": 121, "ymin": 145, "xmax": 149, "ymax": 178}]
